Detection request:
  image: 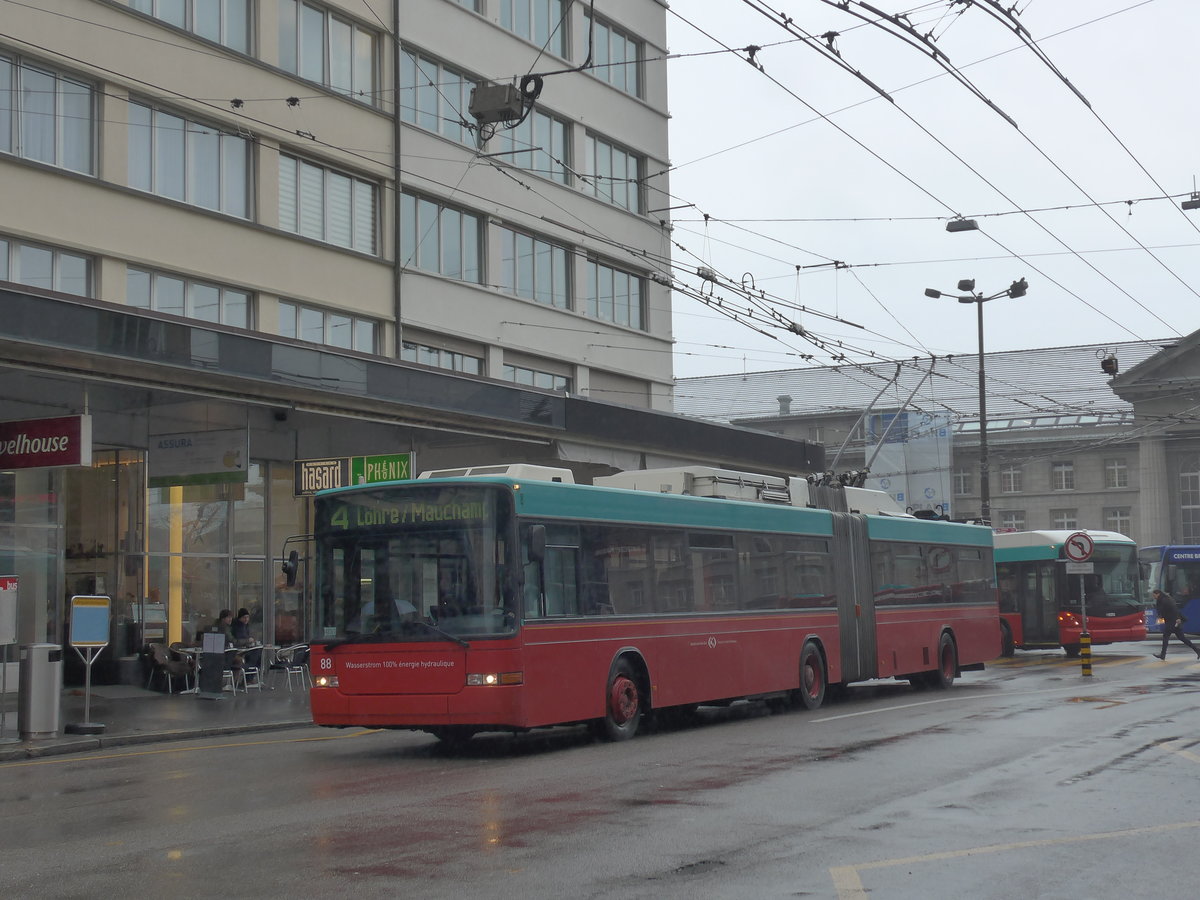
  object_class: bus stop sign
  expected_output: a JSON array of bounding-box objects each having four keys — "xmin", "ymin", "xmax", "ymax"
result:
[{"xmin": 1064, "ymin": 532, "xmax": 1094, "ymax": 562}]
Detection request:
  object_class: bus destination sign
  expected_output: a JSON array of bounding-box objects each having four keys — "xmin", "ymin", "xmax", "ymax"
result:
[{"xmin": 326, "ymin": 498, "xmax": 487, "ymax": 531}]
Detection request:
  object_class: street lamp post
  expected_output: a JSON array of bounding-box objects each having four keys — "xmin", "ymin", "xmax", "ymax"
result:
[{"xmin": 923, "ymin": 277, "xmax": 1028, "ymax": 524}]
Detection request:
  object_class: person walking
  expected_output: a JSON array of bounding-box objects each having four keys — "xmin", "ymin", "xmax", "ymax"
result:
[{"xmin": 1152, "ymin": 589, "xmax": 1200, "ymax": 659}]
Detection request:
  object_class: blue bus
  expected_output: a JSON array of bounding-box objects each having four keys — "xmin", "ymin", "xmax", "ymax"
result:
[{"xmin": 1138, "ymin": 545, "xmax": 1200, "ymax": 634}]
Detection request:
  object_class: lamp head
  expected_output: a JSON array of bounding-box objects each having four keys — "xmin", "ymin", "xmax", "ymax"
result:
[
  {"xmin": 1008, "ymin": 277, "xmax": 1028, "ymax": 298},
  {"xmin": 924, "ymin": 288, "xmax": 942, "ymax": 299},
  {"xmin": 956, "ymin": 279, "xmax": 976, "ymax": 292}
]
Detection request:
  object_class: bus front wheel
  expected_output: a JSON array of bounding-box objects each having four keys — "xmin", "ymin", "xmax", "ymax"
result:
[
  {"xmin": 798, "ymin": 641, "xmax": 826, "ymax": 710},
  {"xmin": 1062, "ymin": 644, "xmax": 1080, "ymax": 658},
  {"xmin": 597, "ymin": 659, "xmax": 643, "ymax": 741}
]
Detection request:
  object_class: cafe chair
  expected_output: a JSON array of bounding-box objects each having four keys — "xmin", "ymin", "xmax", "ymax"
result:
[
  {"xmin": 270, "ymin": 643, "xmax": 311, "ymax": 691},
  {"xmin": 222, "ymin": 665, "xmax": 245, "ymax": 693},
  {"xmin": 241, "ymin": 654, "xmax": 264, "ymax": 691},
  {"xmin": 147, "ymin": 643, "xmax": 192, "ymax": 694}
]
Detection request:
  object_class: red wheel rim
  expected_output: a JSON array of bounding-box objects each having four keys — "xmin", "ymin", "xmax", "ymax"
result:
[
  {"xmin": 608, "ymin": 675, "xmax": 639, "ymax": 724},
  {"xmin": 940, "ymin": 643, "xmax": 954, "ymax": 679},
  {"xmin": 803, "ymin": 655, "xmax": 823, "ymax": 699}
]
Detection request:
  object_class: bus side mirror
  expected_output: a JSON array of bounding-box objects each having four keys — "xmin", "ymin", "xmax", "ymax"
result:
[
  {"xmin": 528, "ymin": 525, "xmax": 546, "ymax": 563},
  {"xmin": 282, "ymin": 549, "xmax": 299, "ymax": 587}
]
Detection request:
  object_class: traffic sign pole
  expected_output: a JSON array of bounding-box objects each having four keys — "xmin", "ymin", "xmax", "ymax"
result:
[{"xmin": 1064, "ymin": 532, "xmax": 1095, "ymax": 678}]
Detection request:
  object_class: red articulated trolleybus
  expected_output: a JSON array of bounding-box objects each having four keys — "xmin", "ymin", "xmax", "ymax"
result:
[{"xmin": 305, "ymin": 464, "xmax": 999, "ymax": 744}]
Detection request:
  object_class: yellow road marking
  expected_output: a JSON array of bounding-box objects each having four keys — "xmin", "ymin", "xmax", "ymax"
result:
[
  {"xmin": 1158, "ymin": 738, "xmax": 1200, "ymax": 763},
  {"xmin": 831, "ymin": 820, "xmax": 1200, "ymax": 899},
  {"xmin": 0, "ymin": 728, "xmax": 381, "ymax": 769}
]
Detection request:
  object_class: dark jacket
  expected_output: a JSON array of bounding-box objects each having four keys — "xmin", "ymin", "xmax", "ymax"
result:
[{"xmin": 1156, "ymin": 592, "xmax": 1182, "ymax": 624}]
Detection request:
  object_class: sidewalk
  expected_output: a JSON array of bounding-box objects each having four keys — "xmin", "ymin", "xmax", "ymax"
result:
[{"xmin": 0, "ymin": 678, "xmax": 314, "ymax": 762}]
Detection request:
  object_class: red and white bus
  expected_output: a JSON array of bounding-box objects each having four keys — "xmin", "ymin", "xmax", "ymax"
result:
[
  {"xmin": 305, "ymin": 465, "xmax": 999, "ymax": 743},
  {"xmin": 994, "ymin": 529, "xmax": 1145, "ymax": 656}
]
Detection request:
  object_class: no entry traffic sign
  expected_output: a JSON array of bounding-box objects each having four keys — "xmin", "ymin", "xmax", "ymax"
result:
[{"xmin": 1064, "ymin": 531, "xmax": 1094, "ymax": 562}]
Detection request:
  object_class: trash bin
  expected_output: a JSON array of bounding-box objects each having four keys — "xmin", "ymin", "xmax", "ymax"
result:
[{"xmin": 18, "ymin": 643, "xmax": 62, "ymax": 739}]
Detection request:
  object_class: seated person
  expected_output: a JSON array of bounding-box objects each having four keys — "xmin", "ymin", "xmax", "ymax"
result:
[{"xmin": 230, "ymin": 607, "xmax": 261, "ymax": 669}]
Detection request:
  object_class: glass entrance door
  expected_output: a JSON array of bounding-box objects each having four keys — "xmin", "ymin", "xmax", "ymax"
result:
[{"xmin": 232, "ymin": 558, "xmax": 266, "ymax": 643}]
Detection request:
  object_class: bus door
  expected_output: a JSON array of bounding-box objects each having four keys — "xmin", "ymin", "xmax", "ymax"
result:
[
  {"xmin": 1017, "ymin": 562, "xmax": 1060, "ymax": 644},
  {"xmin": 831, "ymin": 513, "xmax": 877, "ymax": 682}
]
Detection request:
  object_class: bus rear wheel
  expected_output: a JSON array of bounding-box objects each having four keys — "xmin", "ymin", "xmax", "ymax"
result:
[
  {"xmin": 930, "ymin": 632, "xmax": 957, "ymax": 689},
  {"xmin": 1000, "ymin": 621, "xmax": 1015, "ymax": 657},
  {"xmin": 798, "ymin": 641, "xmax": 826, "ymax": 710},
  {"xmin": 597, "ymin": 659, "xmax": 643, "ymax": 741}
]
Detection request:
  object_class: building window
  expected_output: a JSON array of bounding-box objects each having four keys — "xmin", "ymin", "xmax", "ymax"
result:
[
  {"xmin": 491, "ymin": 107, "xmax": 570, "ymax": 183},
  {"xmin": 1182, "ymin": 458, "xmax": 1200, "ymax": 543},
  {"xmin": 1103, "ymin": 507, "xmax": 1131, "ymax": 535},
  {"xmin": 998, "ymin": 510, "xmax": 1025, "ymax": 532},
  {"xmin": 455, "ymin": 0, "xmax": 482, "ymax": 10},
  {"xmin": 401, "ymin": 341, "xmax": 482, "ymax": 375},
  {"xmin": 953, "ymin": 468, "xmax": 972, "ymax": 496},
  {"xmin": 127, "ymin": 270, "xmax": 249, "ymax": 328},
  {"xmin": 128, "ymin": 101, "xmax": 249, "ymax": 216},
  {"xmin": 279, "ymin": 300, "xmax": 376, "ymax": 352},
  {"xmin": 586, "ymin": 259, "xmax": 644, "ymax": 329},
  {"xmin": 399, "ymin": 49, "xmax": 476, "ymax": 146},
  {"xmin": 1051, "ymin": 461, "xmax": 1075, "ymax": 491},
  {"xmin": 1050, "ymin": 509, "xmax": 1078, "ymax": 530},
  {"xmin": 0, "ymin": 235, "xmax": 91, "ymax": 296},
  {"xmin": 127, "ymin": 0, "xmax": 251, "ymax": 54},
  {"xmin": 811, "ymin": 426, "xmax": 823, "ymax": 443},
  {"xmin": 498, "ymin": 226, "xmax": 570, "ymax": 308},
  {"xmin": 0, "ymin": 54, "xmax": 94, "ymax": 174},
  {"xmin": 1104, "ymin": 458, "xmax": 1128, "ymax": 489},
  {"xmin": 399, "ymin": 192, "xmax": 482, "ymax": 282},
  {"xmin": 504, "ymin": 364, "xmax": 570, "ymax": 392},
  {"xmin": 279, "ymin": 0, "xmax": 377, "ymax": 104},
  {"xmin": 279, "ymin": 154, "xmax": 376, "ymax": 253},
  {"xmin": 500, "ymin": 0, "xmax": 568, "ymax": 57},
  {"xmin": 999, "ymin": 464, "xmax": 1022, "ymax": 493},
  {"xmin": 126, "ymin": 267, "xmax": 250, "ymax": 327},
  {"xmin": 587, "ymin": 12, "xmax": 643, "ymax": 97},
  {"xmin": 583, "ymin": 134, "xmax": 642, "ymax": 212}
]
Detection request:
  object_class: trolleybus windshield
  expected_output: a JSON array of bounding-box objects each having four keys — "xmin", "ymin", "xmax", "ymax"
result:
[
  {"xmin": 1062, "ymin": 545, "xmax": 1141, "ymax": 617},
  {"xmin": 314, "ymin": 485, "xmax": 519, "ymax": 642}
]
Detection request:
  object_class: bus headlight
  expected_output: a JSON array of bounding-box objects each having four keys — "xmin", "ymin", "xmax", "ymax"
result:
[
  {"xmin": 466, "ymin": 671, "xmax": 523, "ymax": 686},
  {"xmin": 314, "ymin": 675, "xmax": 339, "ymax": 688}
]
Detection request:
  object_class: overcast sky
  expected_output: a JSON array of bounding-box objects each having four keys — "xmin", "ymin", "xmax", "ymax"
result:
[{"xmin": 662, "ymin": 0, "xmax": 1197, "ymax": 380}]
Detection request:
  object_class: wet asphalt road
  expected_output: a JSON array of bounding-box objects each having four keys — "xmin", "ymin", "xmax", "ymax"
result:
[{"xmin": 2, "ymin": 644, "xmax": 1198, "ymax": 899}]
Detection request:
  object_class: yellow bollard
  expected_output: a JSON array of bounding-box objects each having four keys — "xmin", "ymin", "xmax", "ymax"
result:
[{"xmin": 1080, "ymin": 631, "xmax": 1092, "ymax": 677}]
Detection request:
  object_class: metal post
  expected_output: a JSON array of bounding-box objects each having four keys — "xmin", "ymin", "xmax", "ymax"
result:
[
  {"xmin": 1079, "ymin": 573, "xmax": 1091, "ymax": 677},
  {"xmin": 0, "ymin": 643, "xmax": 8, "ymax": 741},
  {"xmin": 976, "ymin": 298, "xmax": 990, "ymax": 524}
]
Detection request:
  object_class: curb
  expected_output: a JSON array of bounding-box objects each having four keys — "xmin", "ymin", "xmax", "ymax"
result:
[{"xmin": 0, "ymin": 720, "xmax": 314, "ymax": 763}]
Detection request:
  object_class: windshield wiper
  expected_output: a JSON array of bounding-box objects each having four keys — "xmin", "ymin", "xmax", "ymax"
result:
[
  {"xmin": 318, "ymin": 631, "xmax": 392, "ymax": 649},
  {"xmin": 319, "ymin": 622, "xmax": 469, "ymax": 649},
  {"xmin": 415, "ymin": 621, "xmax": 470, "ymax": 648}
]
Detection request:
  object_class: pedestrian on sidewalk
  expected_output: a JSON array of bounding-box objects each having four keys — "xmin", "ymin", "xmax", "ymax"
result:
[{"xmin": 1152, "ymin": 589, "xmax": 1200, "ymax": 659}]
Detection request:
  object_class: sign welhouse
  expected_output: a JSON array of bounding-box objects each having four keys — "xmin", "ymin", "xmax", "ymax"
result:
[{"xmin": 0, "ymin": 415, "xmax": 92, "ymax": 470}]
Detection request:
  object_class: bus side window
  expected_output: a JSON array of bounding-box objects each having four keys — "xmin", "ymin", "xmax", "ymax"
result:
[
  {"xmin": 522, "ymin": 557, "xmax": 542, "ymax": 619},
  {"xmin": 544, "ymin": 547, "xmax": 580, "ymax": 616}
]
